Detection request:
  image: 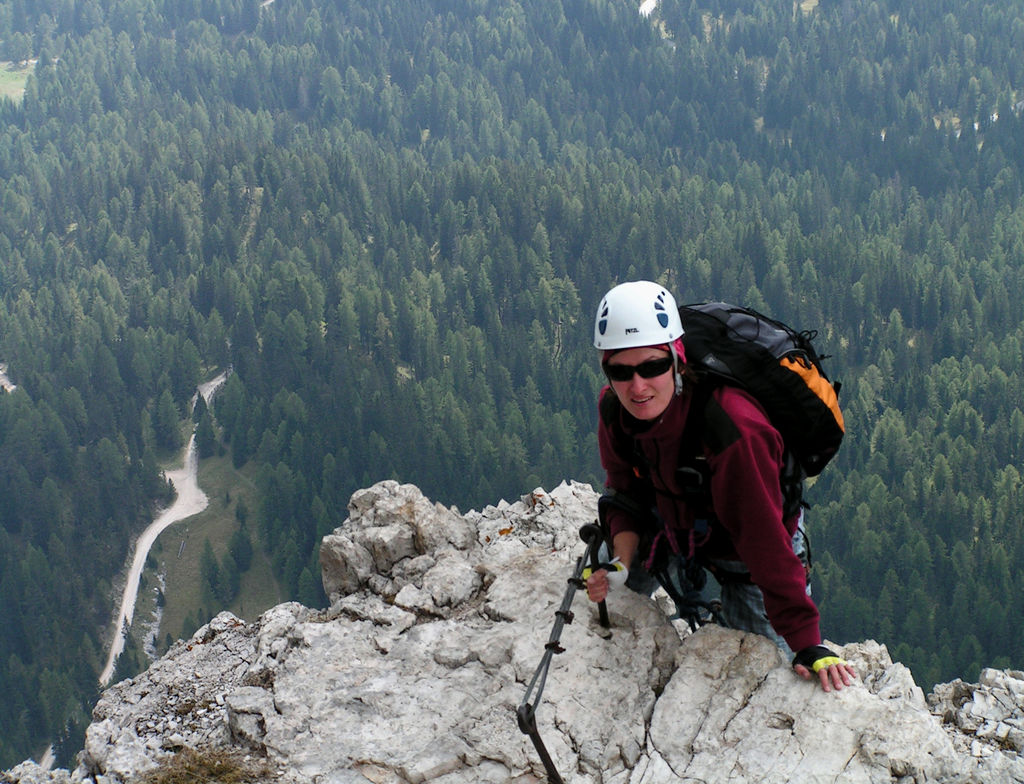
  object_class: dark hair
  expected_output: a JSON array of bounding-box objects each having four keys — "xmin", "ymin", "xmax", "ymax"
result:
[{"xmin": 677, "ymin": 362, "xmax": 700, "ymax": 397}]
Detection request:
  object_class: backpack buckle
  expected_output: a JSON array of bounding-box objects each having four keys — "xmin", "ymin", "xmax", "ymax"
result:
[{"xmin": 676, "ymin": 464, "xmax": 707, "ymax": 493}]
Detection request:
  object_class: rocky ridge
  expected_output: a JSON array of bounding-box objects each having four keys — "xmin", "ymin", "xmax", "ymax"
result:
[{"xmin": 5, "ymin": 480, "xmax": 1024, "ymax": 783}]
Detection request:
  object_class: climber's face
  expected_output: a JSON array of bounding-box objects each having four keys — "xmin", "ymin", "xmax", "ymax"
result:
[{"xmin": 603, "ymin": 347, "xmax": 674, "ymax": 420}]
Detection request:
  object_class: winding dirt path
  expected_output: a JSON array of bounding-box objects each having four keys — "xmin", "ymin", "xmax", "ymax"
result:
[{"xmin": 99, "ymin": 372, "xmax": 228, "ymax": 686}]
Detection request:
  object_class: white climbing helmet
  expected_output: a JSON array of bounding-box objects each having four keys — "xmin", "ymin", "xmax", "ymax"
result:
[{"xmin": 593, "ymin": 281, "xmax": 684, "ymax": 350}]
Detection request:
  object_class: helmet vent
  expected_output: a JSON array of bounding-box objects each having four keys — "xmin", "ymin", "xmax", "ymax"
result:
[{"xmin": 655, "ymin": 293, "xmax": 668, "ymax": 326}]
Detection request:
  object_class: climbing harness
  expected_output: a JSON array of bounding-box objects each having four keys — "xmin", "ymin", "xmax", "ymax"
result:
[{"xmin": 517, "ymin": 523, "xmax": 608, "ymax": 784}]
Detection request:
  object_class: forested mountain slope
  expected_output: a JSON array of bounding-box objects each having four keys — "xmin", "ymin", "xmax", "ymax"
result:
[{"xmin": 1, "ymin": 0, "xmax": 1023, "ymax": 768}]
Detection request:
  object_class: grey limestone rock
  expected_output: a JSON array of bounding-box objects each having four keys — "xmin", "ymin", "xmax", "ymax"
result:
[{"xmin": 7, "ymin": 480, "xmax": 1024, "ymax": 784}]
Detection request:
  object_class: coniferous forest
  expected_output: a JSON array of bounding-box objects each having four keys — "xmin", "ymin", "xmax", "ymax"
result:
[{"xmin": 2, "ymin": 0, "xmax": 1024, "ymax": 767}]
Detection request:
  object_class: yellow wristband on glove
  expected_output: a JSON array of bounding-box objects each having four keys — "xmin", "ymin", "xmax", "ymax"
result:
[
  {"xmin": 793, "ymin": 645, "xmax": 847, "ymax": 673},
  {"xmin": 811, "ymin": 656, "xmax": 847, "ymax": 673}
]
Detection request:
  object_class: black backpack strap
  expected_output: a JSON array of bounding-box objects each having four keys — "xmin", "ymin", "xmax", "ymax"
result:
[
  {"xmin": 780, "ymin": 450, "xmax": 808, "ymax": 520},
  {"xmin": 675, "ymin": 378, "xmax": 718, "ymax": 522},
  {"xmin": 599, "ymin": 390, "xmax": 650, "ymax": 481},
  {"xmin": 598, "ymin": 387, "xmax": 621, "ymax": 427}
]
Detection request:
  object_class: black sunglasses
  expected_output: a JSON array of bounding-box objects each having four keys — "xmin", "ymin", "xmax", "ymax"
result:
[{"xmin": 602, "ymin": 356, "xmax": 674, "ymax": 382}]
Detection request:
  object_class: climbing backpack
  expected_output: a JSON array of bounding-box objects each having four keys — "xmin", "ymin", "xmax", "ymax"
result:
[{"xmin": 677, "ymin": 301, "xmax": 844, "ymax": 478}]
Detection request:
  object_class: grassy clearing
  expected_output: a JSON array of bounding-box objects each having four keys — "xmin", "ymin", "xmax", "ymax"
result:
[
  {"xmin": 0, "ymin": 61, "xmax": 31, "ymax": 101},
  {"xmin": 136, "ymin": 747, "xmax": 274, "ymax": 784},
  {"xmin": 132, "ymin": 450, "xmax": 283, "ymax": 657}
]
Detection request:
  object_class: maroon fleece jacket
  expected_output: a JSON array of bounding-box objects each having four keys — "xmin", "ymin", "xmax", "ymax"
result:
[{"xmin": 598, "ymin": 384, "xmax": 821, "ymax": 653}]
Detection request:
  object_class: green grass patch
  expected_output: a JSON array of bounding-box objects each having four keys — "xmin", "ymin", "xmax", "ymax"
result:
[
  {"xmin": 134, "ymin": 450, "xmax": 283, "ymax": 658},
  {"xmin": 0, "ymin": 61, "xmax": 31, "ymax": 102}
]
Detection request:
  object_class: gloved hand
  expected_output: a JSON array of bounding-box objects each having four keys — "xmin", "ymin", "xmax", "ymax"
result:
[
  {"xmin": 583, "ymin": 557, "xmax": 628, "ymax": 604},
  {"xmin": 582, "ymin": 557, "xmax": 628, "ymax": 587},
  {"xmin": 792, "ymin": 645, "xmax": 856, "ymax": 692}
]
